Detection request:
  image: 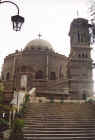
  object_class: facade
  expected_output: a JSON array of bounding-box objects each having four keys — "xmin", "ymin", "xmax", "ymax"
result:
[{"xmin": 1, "ymin": 18, "xmax": 94, "ymax": 102}]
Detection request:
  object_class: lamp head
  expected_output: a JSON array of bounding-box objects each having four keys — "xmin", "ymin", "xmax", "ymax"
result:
[{"xmin": 11, "ymin": 14, "xmax": 24, "ymax": 31}]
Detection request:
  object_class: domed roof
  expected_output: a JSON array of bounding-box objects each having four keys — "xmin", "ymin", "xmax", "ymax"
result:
[{"xmin": 24, "ymin": 39, "xmax": 54, "ymax": 51}]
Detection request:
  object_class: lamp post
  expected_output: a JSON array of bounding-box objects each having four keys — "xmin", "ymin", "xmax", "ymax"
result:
[{"xmin": 0, "ymin": 0, "xmax": 24, "ymax": 31}]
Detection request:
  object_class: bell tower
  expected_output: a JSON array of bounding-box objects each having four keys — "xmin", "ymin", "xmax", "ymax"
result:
[{"xmin": 68, "ymin": 18, "xmax": 93, "ymax": 99}]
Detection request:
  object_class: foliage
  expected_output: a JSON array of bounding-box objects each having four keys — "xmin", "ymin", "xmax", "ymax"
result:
[
  {"xmin": 60, "ymin": 96, "xmax": 64, "ymax": 104},
  {"xmin": 0, "ymin": 104, "xmax": 10, "ymax": 111},
  {"xmin": 13, "ymin": 118, "xmax": 24, "ymax": 130},
  {"xmin": 50, "ymin": 97, "xmax": 54, "ymax": 103},
  {"xmin": 9, "ymin": 130, "xmax": 24, "ymax": 140},
  {"xmin": 0, "ymin": 119, "xmax": 9, "ymax": 126},
  {"xmin": 0, "ymin": 82, "xmax": 4, "ymax": 93},
  {"xmin": 0, "ymin": 119, "xmax": 9, "ymax": 132},
  {"xmin": 0, "ymin": 95, "xmax": 3, "ymax": 104},
  {"xmin": 83, "ymin": 94, "xmax": 87, "ymax": 100},
  {"xmin": 8, "ymin": 118, "xmax": 24, "ymax": 140},
  {"xmin": 15, "ymin": 111, "xmax": 24, "ymax": 118},
  {"xmin": 87, "ymin": 98, "xmax": 93, "ymax": 103},
  {"xmin": 9, "ymin": 129, "xmax": 24, "ymax": 140},
  {"xmin": 25, "ymin": 94, "xmax": 30, "ymax": 103}
]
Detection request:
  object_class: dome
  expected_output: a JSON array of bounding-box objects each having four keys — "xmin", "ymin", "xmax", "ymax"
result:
[{"xmin": 24, "ymin": 39, "xmax": 54, "ymax": 51}]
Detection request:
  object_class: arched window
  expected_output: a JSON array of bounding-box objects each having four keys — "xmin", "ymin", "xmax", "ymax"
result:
[
  {"xmin": 6, "ymin": 72, "xmax": 10, "ymax": 80},
  {"xmin": 82, "ymin": 93, "xmax": 87, "ymax": 100},
  {"xmin": 2, "ymin": 75, "xmax": 4, "ymax": 80},
  {"xmin": 50, "ymin": 72, "xmax": 56, "ymax": 80},
  {"xmin": 78, "ymin": 32, "xmax": 80, "ymax": 42},
  {"xmin": 82, "ymin": 53, "xmax": 84, "ymax": 58},
  {"xmin": 59, "ymin": 65, "xmax": 64, "ymax": 79},
  {"xmin": 35, "ymin": 70, "xmax": 43, "ymax": 79},
  {"xmin": 78, "ymin": 54, "xmax": 81, "ymax": 58}
]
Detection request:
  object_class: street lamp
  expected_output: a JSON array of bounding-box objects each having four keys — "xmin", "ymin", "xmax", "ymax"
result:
[{"xmin": 0, "ymin": 0, "xmax": 24, "ymax": 31}]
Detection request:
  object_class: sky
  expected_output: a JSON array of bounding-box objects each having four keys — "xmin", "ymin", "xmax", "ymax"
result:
[{"xmin": 0, "ymin": 0, "xmax": 94, "ymax": 69}]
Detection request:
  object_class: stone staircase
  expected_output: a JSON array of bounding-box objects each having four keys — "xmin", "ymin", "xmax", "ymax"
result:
[{"xmin": 23, "ymin": 103, "xmax": 95, "ymax": 140}]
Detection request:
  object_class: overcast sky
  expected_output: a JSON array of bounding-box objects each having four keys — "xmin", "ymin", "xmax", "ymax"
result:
[{"xmin": 0, "ymin": 0, "xmax": 93, "ymax": 70}]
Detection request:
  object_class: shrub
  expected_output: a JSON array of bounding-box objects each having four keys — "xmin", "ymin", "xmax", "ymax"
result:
[
  {"xmin": 14, "ymin": 118, "xmax": 24, "ymax": 130},
  {"xmin": 0, "ymin": 119, "xmax": 9, "ymax": 132},
  {"xmin": 0, "ymin": 119, "xmax": 9, "ymax": 126},
  {"xmin": 50, "ymin": 97, "xmax": 54, "ymax": 103},
  {"xmin": 9, "ymin": 118, "xmax": 24, "ymax": 140},
  {"xmin": 25, "ymin": 94, "xmax": 30, "ymax": 103},
  {"xmin": 15, "ymin": 112, "xmax": 24, "ymax": 118},
  {"xmin": 60, "ymin": 96, "xmax": 64, "ymax": 104}
]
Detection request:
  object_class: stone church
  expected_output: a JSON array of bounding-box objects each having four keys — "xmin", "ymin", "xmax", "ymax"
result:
[{"xmin": 1, "ymin": 18, "xmax": 94, "ymax": 102}]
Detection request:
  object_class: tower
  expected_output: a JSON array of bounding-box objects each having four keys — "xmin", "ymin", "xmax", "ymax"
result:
[{"xmin": 68, "ymin": 18, "xmax": 93, "ymax": 99}]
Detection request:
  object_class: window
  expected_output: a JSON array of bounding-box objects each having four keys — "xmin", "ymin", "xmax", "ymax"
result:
[
  {"xmin": 6, "ymin": 72, "xmax": 10, "ymax": 80},
  {"xmin": 2, "ymin": 75, "xmax": 4, "ymax": 80},
  {"xmin": 35, "ymin": 70, "xmax": 43, "ymax": 79},
  {"xmin": 82, "ymin": 93, "xmax": 87, "ymax": 100},
  {"xmin": 50, "ymin": 72, "xmax": 56, "ymax": 80},
  {"xmin": 78, "ymin": 32, "xmax": 80, "ymax": 42},
  {"xmin": 78, "ymin": 54, "xmax": 81, "ymax": 58},
  {"xmin": 82, "ymin": 53, "xmax": 84, "ymax": 58},
  {"xmin": 59, "ymin": 65, "xmax": 64, "ymax": 79}
]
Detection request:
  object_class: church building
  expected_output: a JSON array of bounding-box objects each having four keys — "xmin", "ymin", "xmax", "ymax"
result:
[{"xmin": 1, "ymin": 18, "xmax": 94, "ymax": 102}]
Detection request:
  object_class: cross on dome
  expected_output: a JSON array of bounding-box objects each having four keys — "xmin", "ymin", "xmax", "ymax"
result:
[{"xmin": 38, "ymin": 33, "xmax": 42, "ymax": 39}]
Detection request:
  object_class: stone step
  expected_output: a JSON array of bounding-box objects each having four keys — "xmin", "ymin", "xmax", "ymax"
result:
[
  {"xmin": 23, "ymin": 103, "xmax": 95, "ymax": 140},
  {"xmin": 24, "ymin": 122, "xmax": 95, "ymax": 125},
  {"xmin": 24, "ymin": 121, "xmax": 95, "ymax": 124},
  {"xmin": 24, "ymin": 118, "xmax": 95, "ymax": 121},
  {"xmin": 25, "ymin": 112, "xmax": 95, "ymax": 114},
  {"xmin": 24, "ymin": 124, "xmax": 95, "ymax": 128},
  {"xmin": 26, "ymin": 108, "xmax": 94, "ymax": 111},
  {"xmin": 24, "ymin": 117, "xmax": 95, "ymax": 120},
  {"xmin": 25, "ymin": 113, "xmax": 95, "ymax": 115},
  {"xmin": 24, "ymin": 116, "xmax": 95, "ymax": 119},
  {"xmin": 24, "ymin": 112, "xmax": 94, "ymax": 114},
  {"xmin": 24, "ymin": 136, "xmax": 95, "ymax": 140},
  {"xmin": 24, "ymin": 133, "xmax": 95, "ymax": 137},
  {"xmin": 23, "ymin": 130, "xmax": 95, "ymax": 134},
  {"xmin": 24, "ymin": 120, "xmax": 95, "ymax": 123},
  {"xmin": 23, "ymin": 127, "xmax": 95, "ymax": 132},
  {"xmin": 26, "ymin": 109, "xmax": 94, "ymax": 111},
  {"xmin": 26, "ymin": 109, "xmax": 94, "ymax": 112}
]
